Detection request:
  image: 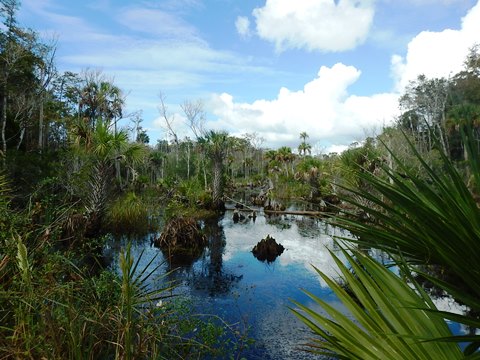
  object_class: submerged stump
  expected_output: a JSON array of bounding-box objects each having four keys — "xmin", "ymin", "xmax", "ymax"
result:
[
  {"xmin": 252, "ymin": 234, "xmax": 285, "ymax": 262},
  {"xmin": 154, "ymin": 216, "xmax": 207, "ymax": 264}
]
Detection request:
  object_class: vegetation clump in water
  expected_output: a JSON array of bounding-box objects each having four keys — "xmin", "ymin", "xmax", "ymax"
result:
[{"xmin": 154, "ymin": 216, "xmax": 208, "ymax": 263}]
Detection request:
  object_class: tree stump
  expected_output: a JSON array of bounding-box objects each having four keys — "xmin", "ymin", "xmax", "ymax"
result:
[{"xmin": 252, "ymin": 234, "xmax": 285, "ymax": 262}]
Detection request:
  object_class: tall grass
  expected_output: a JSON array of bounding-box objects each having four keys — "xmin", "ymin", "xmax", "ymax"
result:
[{"xmin": 105, "ymin": 191, "xmax": 151, "ymax": 235}]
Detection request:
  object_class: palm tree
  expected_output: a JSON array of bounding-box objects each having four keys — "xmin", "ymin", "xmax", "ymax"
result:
[
  {"xmin": 276, "ymin": 146, "xmax": 295, "ymax": 176},
  {"xmin": 299, "ymin": 131, "xmax": 308, "ymax": 143},
  {"xmin": 298, "ymin": 141, "xmax": 312, "ymax": 156},
  {"xmin": 295, "ymin": 157, "xmax": 322, "ymax": 201},
  {"xmin": 79, "ymin": 73, "xmax": 124, "ymax": 132},
  {"xmin": 298, "ymin": 131, "xmax": 312, "ymax": 156},
  {"xmin": 198, "ymin": 130, "xmax": 229, "ymax": 210},
  {"xmin": 75, "ymin": 120, "xmax": 145, "ymax": 236}
]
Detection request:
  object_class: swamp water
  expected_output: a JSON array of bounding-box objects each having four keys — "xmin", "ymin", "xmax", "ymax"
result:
[
  {"xmin": 104, "ymin": 210, "xmax": 466, "ymax": 359},
  {"xmin": 106, "ymin": 212, "xmax": 350, "ymax": 359}
]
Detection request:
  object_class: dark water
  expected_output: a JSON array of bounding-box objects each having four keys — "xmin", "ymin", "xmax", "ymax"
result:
[
  {"xmin": 104, "ymin": 210, "xmax": 469, "ymax": 359},
  {"xmin": 105, "ymin": 212, "xmax": 350, "ymax": 359}
]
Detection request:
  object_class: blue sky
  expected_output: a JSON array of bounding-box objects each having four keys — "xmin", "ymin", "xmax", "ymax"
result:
[{"xmin": 18, "ymin": 0, "xmax": 480, "ymax": 153}]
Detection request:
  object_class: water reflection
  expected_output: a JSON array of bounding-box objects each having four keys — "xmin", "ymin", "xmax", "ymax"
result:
[
  {"xmin": 108, "ymin": 212, "xmax": 350, "ymax": 359},
  {"xmin": 191, "ymin": 218, "xmax": 243, "ymax": 296},
  {"xmin": 222, "ymin": 213, "xmax": 347, "ymax": 287}
]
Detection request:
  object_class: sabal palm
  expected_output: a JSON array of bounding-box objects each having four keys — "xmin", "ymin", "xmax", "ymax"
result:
[
  {"xmin": 276, "ymin": 146, "xmax": 294, "ymax": 175},
  {"xmin": 298, "ymin": 142, "xmax": 312, "ymax": 156},
  {"xmin": 198, "ymin": 130, "xmax": 229, "ymax": 209},
  {"xmin": 85, "ymin": 121, "xmax": 145, "ymax": 218},
  {"xmin": 79, "ymin": 78, "xmax": 124, "ymax": 130}
]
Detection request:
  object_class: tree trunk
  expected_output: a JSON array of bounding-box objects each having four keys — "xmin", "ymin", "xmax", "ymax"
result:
[
  {"xmin": 1, "ymin": 92, "xmax": 7, "ymax": 167},
  {"xmin": 187, "ymin": 143, "xmax": 191, "ymax": 180},
  {"xmin": 16, "ymin": 125, "xmax": 25, "ymax": 150},
  {"xmin": 38, "ymin": 95, "xmax": 44, "ymax": 151},
  {"xmin": 212, "ymin": 155, "xmax": 224, "ymax": 210}
]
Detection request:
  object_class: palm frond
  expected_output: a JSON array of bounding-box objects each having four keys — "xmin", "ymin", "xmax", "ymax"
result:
[
  {"xmin": 291, "ymin": 248, "xmax": 463, "ymax": 360},
  {"xmin": 333, "ymin": 130, "xmax": 480, "ymax": 311}
]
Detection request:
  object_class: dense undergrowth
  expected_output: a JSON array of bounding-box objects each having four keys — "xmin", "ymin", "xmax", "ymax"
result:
[{"xmin": 0, "ymin": 171, "xmax": 250, "ymax": 359}]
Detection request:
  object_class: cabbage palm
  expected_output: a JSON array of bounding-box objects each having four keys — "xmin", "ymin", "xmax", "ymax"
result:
[
  {"xmin": 276, "ymin": 146, "xmax": 295, "ymax": 176},
  {"xmin": 198, "ymin": 130, "xmax": 229, "ymax": 210},
  {"xmin": 80, "ymin": 121, "xmax": 145, "ymax": 235}
]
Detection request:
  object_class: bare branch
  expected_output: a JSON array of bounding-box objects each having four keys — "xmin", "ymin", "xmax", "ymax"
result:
[
  {"xmin": 181, "ymin": 98, "xmax": 205, "ymax": 139},
  {"xmin": 158, "ymin": 92, "xmax": 178, "ymax": 145}
]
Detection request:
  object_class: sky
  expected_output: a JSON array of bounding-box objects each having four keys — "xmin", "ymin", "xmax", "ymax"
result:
[{"xmin": 17, "ymin": 0, "xmax": 480, "ymax": 153}]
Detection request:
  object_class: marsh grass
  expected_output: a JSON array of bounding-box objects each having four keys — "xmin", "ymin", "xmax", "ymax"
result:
[{"xmin": 105, "ymin": 191, "xmax": 152, "ymax": 235}]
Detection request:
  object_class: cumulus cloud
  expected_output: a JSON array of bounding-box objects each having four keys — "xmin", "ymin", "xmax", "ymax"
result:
[
  {"xmin": 235, "ymin": 16, "xmax": 251, "ymax": 38},
  {"xmin": 392, "ymin": 0, "xmax": 480, "ymax": 90},
  {"xmin": 252, "ymin": 0, "xmax": 375, "ymax": 52},
  {"xmin": 208, "ymin": 63, "xmax": 399, "ymax": 152}
]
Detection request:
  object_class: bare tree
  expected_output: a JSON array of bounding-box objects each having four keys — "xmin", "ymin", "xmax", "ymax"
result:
[
  {"xmin": 158, "ymin": 92, "xmax": 179, "ymax": 145},
  {"xmin": 181, "ymin": 98, "xmax": 205, "ymax": 138}
]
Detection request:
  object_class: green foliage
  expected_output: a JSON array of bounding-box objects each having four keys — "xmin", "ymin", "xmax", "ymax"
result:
[
  {"xmin": 337, "ymin": 131, "xmax": 480, "ymax": 310},
  {"xmin": 293, "ymin": 129, "xmax": 480, "ymax": 358},
  {"xmin": 291, "ymin": 248, "xmax": 463, "ymax": 360},
  {"xmin": 116, "ymin": 242, "xmax": 175, "ymax": 359},
  {"xmin": 105, "ymin": 191, "xmax": 151, "ymax": 235},
  {"xmin": 340, "ymin": 137, "xmax": 382, "ymax": 188}
]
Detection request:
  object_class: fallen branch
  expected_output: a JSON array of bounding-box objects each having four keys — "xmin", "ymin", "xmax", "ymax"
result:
[
  {"xmin": 225, "ymin": 206, "xmax": 326, "ymax": 217},
  {"xmin": 224, "ymin": 196, "xmax": 256, "ymax": 211}
]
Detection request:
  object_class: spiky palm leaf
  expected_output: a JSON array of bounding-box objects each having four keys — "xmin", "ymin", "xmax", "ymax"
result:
[
  {"xmin": 291, "ymin": 248, "xmax": 463, "ymax": 360},
  {"xmin": 334, "ymin": 129, "xmax": 480, "ymax": 312},
  {"xmin": 292, "ymin": 128, "xmax": 480, "ymax": 358}
]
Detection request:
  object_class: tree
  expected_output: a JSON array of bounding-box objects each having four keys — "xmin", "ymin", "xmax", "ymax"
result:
[
  {"xmin": 198, "ymin": 130, "xmax": 229, "ymax": 210},
  {"xmin": 79, "ymin": 70, "xmax": 124, "ymax": 132},
  {"xmin": 35, "ymin": 38, "xmax": 57, "ymax": 151},
  {"xmin": 0, "ymin": 0, "xmax": 44, "ymax": 163},
  {"xmin": 276, "ymin": 146, "xmax": 295, "ymax": 176},
  {"xmin": 73, "ymin": 72, "xmax": 125, "ymax": 185},
  {"xmin": 400, "ymin": 75, "xmax": 450, "ymax": 154},
  {"xmin": 298, "ymin": 131, "xmax": 312, "ymax": 156},
  {"xmin": 295, "ymin": 157, "xmax": 323, "ymax": 201},
  {"xmin": 136, "ymin": 130, "xmax": 149, "ymax": 144},
  {"xmin": 79, "ymin": 120, "xmax": 145, "ymax": 235},
  {"xmin": 181, "ymin": 98, "xmax": 205, "ymax": 138}
]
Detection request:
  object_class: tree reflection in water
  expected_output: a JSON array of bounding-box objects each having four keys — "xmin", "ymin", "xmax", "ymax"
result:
[{"xmin": 163, "ymin": 217, "xmax": 243, "ymax": 297}]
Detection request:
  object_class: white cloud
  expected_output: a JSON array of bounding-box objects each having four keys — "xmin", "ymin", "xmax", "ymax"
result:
[
  {"xmin": 116, "ymin": 7, "xmax": 198, "ymax": 39},
  {"xmin": 252, "ymin": 0, "xmax": 375, "ymax": 52},
  {"xmin": 235, "ymin": 16, "xmax": 251, "ymax": 38},
  {"xmin": 208, "ymin": 63, "xmax": 399, "ymax": 151},
  {"xmin": 392, "ymin": 0, "xmax": 480, "ymax": 91}
]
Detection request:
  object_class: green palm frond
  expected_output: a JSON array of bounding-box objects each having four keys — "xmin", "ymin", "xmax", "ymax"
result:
[
  {"xmin": 291, "ymin": 248, "xmax": 463, "ymax": 360},
  {"xmin": 334, "ymin": 129, "xmax": 480, "ymax": 311},
  {"xmin": 293, "ymin": 127, "xmax": 480, "ymax": 358}
]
